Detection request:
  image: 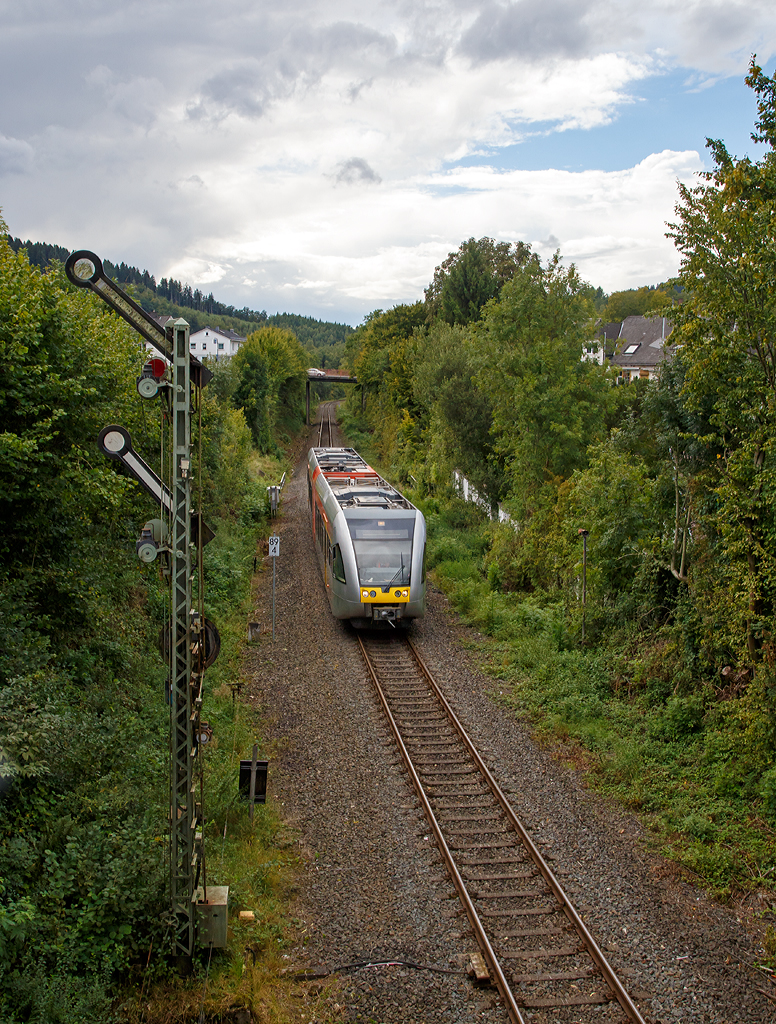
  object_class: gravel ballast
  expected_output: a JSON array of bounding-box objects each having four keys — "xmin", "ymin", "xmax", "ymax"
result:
[{"xmin": 243, "ymin": 419, "xmax": 776, "ymax": 1023}]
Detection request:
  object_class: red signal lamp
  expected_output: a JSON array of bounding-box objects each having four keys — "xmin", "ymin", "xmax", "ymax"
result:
[
  {"xmin": 145, "ymin": 357, "xmax": 167, "ymax": 379},
  {"xmin": 137, "ymin": 357, "xmax": 169, "ymax": 399}
]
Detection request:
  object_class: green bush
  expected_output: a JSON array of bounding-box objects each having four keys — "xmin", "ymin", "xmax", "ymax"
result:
[
  {"xmin": 760, "ymin": 767, "xmax": 776, "ymax": 820},
  {"xmin": 649, "ymin": 695, "xmax": 706, "ymax": 742}
]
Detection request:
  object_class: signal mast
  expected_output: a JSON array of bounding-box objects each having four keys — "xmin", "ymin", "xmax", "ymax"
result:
[{"xmin": 65, "ymin": 251, "xmax": 223, "ymax": 963}]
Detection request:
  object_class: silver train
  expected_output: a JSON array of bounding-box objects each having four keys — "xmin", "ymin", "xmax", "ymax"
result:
[{"xmin": 307, "ymin": 447, "xmax": 426, "ymax": 627}]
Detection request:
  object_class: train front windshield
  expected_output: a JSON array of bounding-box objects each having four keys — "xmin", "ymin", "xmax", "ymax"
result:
[{"xmin": 347, "ymin": 517, "xmax": 415, "ymax": 586}]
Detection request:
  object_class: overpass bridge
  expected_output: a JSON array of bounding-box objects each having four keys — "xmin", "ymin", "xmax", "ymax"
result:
[{"xmin": 306, "ymin": 368, "xmax": 358, "ymax": 425}]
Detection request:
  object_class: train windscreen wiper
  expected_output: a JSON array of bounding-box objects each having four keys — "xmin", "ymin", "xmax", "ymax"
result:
[{"xmin": 383, "ymin": 554, "xmax": 409, "ymax": 591}]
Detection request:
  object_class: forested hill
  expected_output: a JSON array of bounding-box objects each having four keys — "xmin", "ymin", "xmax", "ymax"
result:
[{"xmin": 5, "ymin": 235, "xmax": 354, "ymax": 357}]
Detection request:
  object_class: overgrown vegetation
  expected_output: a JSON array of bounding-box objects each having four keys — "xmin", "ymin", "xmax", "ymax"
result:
[
  {"xmin": 0, "ymin": 224, "xmax": 304, "ymax": 1021},
  {"xmin": 339, "ymin": 60, "xmax": 776, "ymax": 900}
]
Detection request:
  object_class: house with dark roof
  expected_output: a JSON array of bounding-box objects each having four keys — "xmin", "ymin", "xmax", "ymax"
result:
[{"xmin": 609, "ymin": 315, "xmax": 673, "ymax": 381}]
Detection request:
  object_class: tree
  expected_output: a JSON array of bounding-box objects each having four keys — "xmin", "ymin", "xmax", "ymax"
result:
[
  {"xmin": 424, "ymin": 237, "xmax": 537, "ymax": 323},
  {"xmin": 667, "ymin": 57, "xmax": 776, "ymax": 662},
  {"xmin": 413, "ymin": 321, "xmax": 505, "ymax": 505},
  {"xmin": 601, "ymin": 285, "xmax": 672, "ymax": 323},
  {"xmin": 476, "ymin": 254, "xmax": 609, "ymax": 516},
  {"xmin": 0, "ymin": 226, "xmax": 148, "ymax": 595},
  {"xmin": 232, "ymin": 326, "xmax": 308, "ymax": 451},
  {"xmin": 346, "ymin": 303, "xmax": 426, "ymax": 408},
  {"xmin": 438, "ymin": 240, "xmax": 498, "ymax": 325}
]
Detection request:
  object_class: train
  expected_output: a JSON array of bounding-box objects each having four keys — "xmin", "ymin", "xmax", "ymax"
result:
[{"xmin": 307, "ymin": 447, "xmax": 427, "ymax": 627}]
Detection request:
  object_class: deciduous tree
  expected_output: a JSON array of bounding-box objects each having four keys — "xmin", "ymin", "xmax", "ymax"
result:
[{"xmin": 668, "ymin": 58, "xmax": 776, "ymax": 661}]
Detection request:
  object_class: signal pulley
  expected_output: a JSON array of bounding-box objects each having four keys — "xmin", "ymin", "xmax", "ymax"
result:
[
  {"xmin": 136, "ymin": 518, "xmax": 168, "ymax": 563},
  {"xmin": 137, "ymin": 357, "xmax": 168, "ymax": 399}
]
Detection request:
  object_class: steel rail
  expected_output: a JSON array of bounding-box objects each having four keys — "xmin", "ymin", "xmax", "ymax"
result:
[
  {"xmin": 317, "ymin": 402, "xmax": 332, "ymax": 447},
  {"xmin": 357, "ymin": 635, "xmax": 527, "ymax": 1024},
  {"xmin": 405, "ymin": 637, "xmax": 646, "ymax": 1024}
]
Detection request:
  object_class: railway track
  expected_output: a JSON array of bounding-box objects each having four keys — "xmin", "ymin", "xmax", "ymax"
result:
[
  {"xmin": 317, "ymin": 402, "xmax": 333, "ymax": 446},
  {"xmin": 357, "ymin": 633, "xmax": 647, "ymax": 1024}
]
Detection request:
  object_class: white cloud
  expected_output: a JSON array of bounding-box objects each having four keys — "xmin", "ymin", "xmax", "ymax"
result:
[
  {"xmin": 0, "ymin": 134, "xmax": 33, "ymax": 175},
  {"xmin": 0, "ymin": 0, "xmax": 773, "ymax": 320},
  {"xmin": 165, "ymin": 258, "xmax": 227, "ymax": 287},
  {"xmin": 162, "ymin": 149, "xmax": 701, "ymax": 318}
]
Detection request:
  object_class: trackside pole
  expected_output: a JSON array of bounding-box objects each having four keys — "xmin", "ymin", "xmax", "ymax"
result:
[
  {"xmin": 248, "ymin": 743, "xmax": 259, "ymax": 824},
  {"xmin": 268, "ymin": 535, "xmax": 280, "ymax": 640},
  {"xmin": 168, "ymin": 317, "xmax": 199, "ymax": 960}
]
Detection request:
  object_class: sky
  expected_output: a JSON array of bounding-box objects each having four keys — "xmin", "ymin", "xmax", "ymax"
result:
[{"xmin": 1, "ymin": 1, "xmax": 774, "ymax": 326}]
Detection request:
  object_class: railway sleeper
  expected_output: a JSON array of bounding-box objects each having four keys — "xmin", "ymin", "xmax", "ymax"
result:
[
  {"xmin": 466, "ymin": 869, "xmax": 536, "ymax": 880},
  {"xmin": 475, "ymin": 889, "xmax": 554, "ymax": 899},
  {"xmin": 516, "ymin": 993, "xmax": 613, "ymax": 1008},
  {"xmin": 402, "ymin": 730, "xmax": 462, "ymax": 739},
  {"xmin": 442, "ymin": 824, "xmax": 512, "ymax": 835},
  {"xmin": 395, "ymin": 718, "xmax": 449, "ymax": 726},
  {"xmin": 391, "ymin": 704, "xmax": 437, "ymax": 712},
  {"xmin": 482, "ymin": 905, "xmax": 559, "ymax": 917},
  {"xmin": 499, "ymin": 945, "xmax": 584, "ymax": 959},
  {"xmin": 411, "ymin": 756, "xmax": 473, "ymax": 766},
  {"xmin": 495, "ymin": 926, "xmax": 567, "ymax": 939},
  {"xmin": 450, "ymin": 839, "xmax": 519, "ymax": 849},
  {"xmin": 459, "ymin": 854, "xmax": 533, "ymax": 865},
  {"xmin": 512, "ymin": 968, "xmax": 597, "ymax": 983},
  {"xmin": 476, "ymin": 888, "xmax": 551, "ymax": 902},
  {"xmin": 426, "ymin": 787, "xmax": 490, "ymax": 798}
]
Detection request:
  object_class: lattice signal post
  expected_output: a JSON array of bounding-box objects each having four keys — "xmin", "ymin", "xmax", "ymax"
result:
[
  {"xmin": 66, "ymin": 252, "xmax": 220, "ymax": 963},
  {"xmin": 168, "ymin": 316, "xmax": 197, "ymax": 959}
]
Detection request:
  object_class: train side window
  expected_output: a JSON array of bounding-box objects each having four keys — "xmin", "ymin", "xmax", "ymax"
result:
[
  {"xmin": 332, "ymin": 544, "xmax": 346, "ymax": 583},
  {"xmin": 421, "ymin": 542, "xmax": 426, "ymax": 584},
  {"xmin": 308, "ymin": 476, "xmax": 312, "ymax": 507}
]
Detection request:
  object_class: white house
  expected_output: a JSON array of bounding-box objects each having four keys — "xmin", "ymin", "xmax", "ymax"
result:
[{"xmin": 189, "ymin": 326, "xmax": 247, "ymax": 360}]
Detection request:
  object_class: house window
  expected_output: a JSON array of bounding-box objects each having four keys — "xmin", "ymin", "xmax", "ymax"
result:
[
  {"xmin": 218, "ymin": 342, "xmax": 224, "ymax": 350},
  {"xmin": 640, "ymin": 369, "xmax": 650, "ymax": 379},
  {"xmin": 202, "ymin": 342, "xmax": 207, "ymax": 350},
  {"xmin": 190, "ymin": 340, "xmax": 195, "ymax": 348},
  {"xmin": 624, "ymin": 343, "xmax": 640, "ymax": 355}
]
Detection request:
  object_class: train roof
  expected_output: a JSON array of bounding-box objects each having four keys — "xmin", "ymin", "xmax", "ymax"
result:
[
  {"xmin": 332, "ymin": 486, "xmax": 413, "ymax": 511},
  {"xmin": 310, "ymin": 447, "xmax": 375, "ymax": 474},
  {"xmin": 310, "ymin": 446, "xmax": 416, "ymax": 512}
]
